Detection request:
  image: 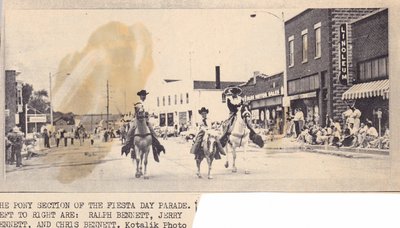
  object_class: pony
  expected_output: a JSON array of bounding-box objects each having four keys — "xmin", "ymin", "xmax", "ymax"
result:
[
  {"xmin": 195, "ymin": 129, "xmax": 222, "ymax": 179},
  {"xmin": 223, "ymin": 103, "xmax": 252, "ymax": 174},
  {"xmin": 132, "ymin": 103, "xmax": 153, "ymax": 179}
]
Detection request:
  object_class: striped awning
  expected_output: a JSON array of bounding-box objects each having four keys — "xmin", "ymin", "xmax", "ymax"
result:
[{"xmin": 342, "ymin": 79, "xmax": 389, "ymax": 100}]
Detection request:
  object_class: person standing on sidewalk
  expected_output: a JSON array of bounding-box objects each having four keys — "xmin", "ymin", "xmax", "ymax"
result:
[
  {"xmin": 56, "ymin": 131, "xmax": 61, "ymax": 147},
  {"xmin": 7, "ymin": 126, "xmax": 25, "ymax": 168}
]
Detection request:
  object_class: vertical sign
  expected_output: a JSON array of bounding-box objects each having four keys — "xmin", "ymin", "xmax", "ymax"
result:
[{"xmin": 339, "ymin": 24, "xmax": 348, "ymax": 85}]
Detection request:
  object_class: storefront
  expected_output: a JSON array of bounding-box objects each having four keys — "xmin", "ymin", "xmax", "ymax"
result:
[
  {"xmin": 342, "ymin": 79, "xmax": 389, "ymax": 135},
  {"xmin": 240, "ymin": 72, "xmax": 285, "ymax": 134}
]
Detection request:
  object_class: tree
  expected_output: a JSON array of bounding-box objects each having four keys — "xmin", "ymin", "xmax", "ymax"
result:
[
  {"xmin": 18, "ymin": 83, "xmax": 34, "ymax": 133},
  {"xmin": 22, "ymin": 83, "xmax": 33, "ymax": 106}
]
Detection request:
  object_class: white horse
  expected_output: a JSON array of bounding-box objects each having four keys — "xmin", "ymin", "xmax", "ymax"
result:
[{"xmin": 224, "ymin": 104, "xmax": 252, "ymax": 174}]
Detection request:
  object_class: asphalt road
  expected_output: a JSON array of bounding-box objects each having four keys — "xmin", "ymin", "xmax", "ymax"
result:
[{"xmin": 3, "ymin": 136, "xmax": 392, "ymax": 192}]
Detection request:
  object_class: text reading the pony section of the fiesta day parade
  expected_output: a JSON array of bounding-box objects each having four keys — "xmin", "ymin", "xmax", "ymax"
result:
[{"xmin": 0, "ymin": 200, "xmax": 194, "ymax": 228}]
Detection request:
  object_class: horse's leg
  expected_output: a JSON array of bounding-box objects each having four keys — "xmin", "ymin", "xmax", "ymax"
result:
[
  {"xmin": 143, "ymin": 147, "xmax": 150, "ymax": 179},
  {"xmin": 196, "ymin": 159, "xmax": 202, "ymax": 178},
  {"xmin": 244, "ymin": 140, "xmax": 250, "ymax": 174},
  {"xmin": 139, "ymin": 151, "xmax": 144, "ymax": 176},
  {"xmin": 207, "ymin": 156, "xmax": 213, "ymax": 179},
  {"xmin": 232, "ymin": 144, "xmax": 237, "ymax": 173},
  {"xmin": 224, "ymin": 143, "xmax": 230, "ymax": 169},
  {"xmin": 135, "ymin": 146, "xmax": 141, "ymax": 178}
]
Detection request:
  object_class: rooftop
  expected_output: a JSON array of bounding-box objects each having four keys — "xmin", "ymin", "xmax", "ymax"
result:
[{"xmin": 193, "ymin": 80, "xmax": 244, "ymax": 90}]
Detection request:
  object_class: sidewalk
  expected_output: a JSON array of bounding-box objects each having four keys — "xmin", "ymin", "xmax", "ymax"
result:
[{"xmin": 261, "ymin": 137, "xmax": 389, "ymax": 156}]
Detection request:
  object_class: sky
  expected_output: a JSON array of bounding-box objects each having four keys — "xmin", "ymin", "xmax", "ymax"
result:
[{"xmin": 4, "ymin": 8, "xmax": 303, "ymax": 114}]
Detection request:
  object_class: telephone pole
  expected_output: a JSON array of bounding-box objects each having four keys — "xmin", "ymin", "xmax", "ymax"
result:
[{"xmin": 106, "ymin": 80, "xmax": 110, "ymax": 129}]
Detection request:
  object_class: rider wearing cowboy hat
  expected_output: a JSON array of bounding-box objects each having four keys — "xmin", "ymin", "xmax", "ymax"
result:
[
  {"xmin": 220, "ymin": 86, "xmax": 263, "ymax": 148},
  {"xmin": 190, "ymin": 107, "xmax": 225, "ymax": 157},
  {"xmin": 122, "ymin": 90, "xmax": 165, "ymax": 159},
  {"xmin": 219, "ymin": 86, "xmax": 244, "ymax": 147}
]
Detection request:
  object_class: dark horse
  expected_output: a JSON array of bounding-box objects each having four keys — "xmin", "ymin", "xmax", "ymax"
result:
[{"xmin": 132, "ymin": 104, "xmax": 152, "ymax": 179}]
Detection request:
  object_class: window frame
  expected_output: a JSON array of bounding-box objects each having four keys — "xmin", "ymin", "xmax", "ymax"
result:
[
  {"xmin": 301, "ymin": 29, "xmax": 308, "ymax": 63},
  {"xmin": 288, "ymin": 35, "xmax": 294, "ymax": 67},
  {"xmin": 314, "ymin": 22, "xmax": 322, "ymax": 59}
]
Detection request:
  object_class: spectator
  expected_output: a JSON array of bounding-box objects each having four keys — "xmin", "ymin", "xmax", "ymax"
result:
[
  {"xmin": 70, "ymin": 128, "xmax": 75, "ymax": 145},
  {"xmin": 351, "ymin": 105, "xmax": 362, "ymax": 131},
  {"xmin": 63, "ymin": 129, "xmax": 68, "ymax": 147},
  {"xmin": 342, "ymin": 105, "xmax": 353, "ymax": 128},
  {"xmin": 7, "ymin": 126, "xmax": 25, "ymax": 168},
  {"xmin": 56, "ymin": 131, "xmax": 61, "ymax": 147},
  {"xmin": 43, "ymin": 128, "xmax": 50, "ymax": 148}
]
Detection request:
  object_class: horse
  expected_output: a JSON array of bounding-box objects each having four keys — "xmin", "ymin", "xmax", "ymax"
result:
[
  {"xmin": 223, "ymin": 103, "xmax": 252, "ymax": 174},
  {"xmin": 195, "ymin": 129, "xmax": 222, "ymax": 179},
  {"xmin": 132, "ymin": 104, "xmax": 153, "ymax": 179}
]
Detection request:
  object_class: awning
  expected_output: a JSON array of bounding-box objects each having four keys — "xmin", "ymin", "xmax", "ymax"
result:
[{"xmin": 342, "ymin": 79, "xmax": 389, "ymax": 100}]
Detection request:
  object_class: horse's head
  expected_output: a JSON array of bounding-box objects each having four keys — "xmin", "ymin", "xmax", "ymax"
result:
[
  {"xmin": 240, "ymin": 103, "xmax": 252, "ymax": 121},
  {"xmin": 203, "ymin": 130, "xmax": 220, "ymax": 154},
  {"xmin": 134, "ymin": 102, "xmax": 146, "ymax": 119}
]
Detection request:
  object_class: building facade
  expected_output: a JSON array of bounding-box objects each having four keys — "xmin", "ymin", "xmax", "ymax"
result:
[
  {"xmin": 148, "ymin": 77, "xmax": 243, "ymax": 129},
  {"xmin": 5, "ymin": 70, "xmax": 23, "ymax": 133},
  {"xmin": 342, "ymin": 9, "xmax": 389, "ymax": 134},
  {"xmin": 240, "ymin": 71, "xmax": 284, "ymax": 133},
  {"xmin": 285, "ymin": 8, "xmax": 378, "ymax": 126}
]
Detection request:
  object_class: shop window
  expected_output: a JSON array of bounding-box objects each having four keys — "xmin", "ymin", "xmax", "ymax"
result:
[{"xmin": 358, "ymin": 56, "xmax": 388, "ymax": 81}]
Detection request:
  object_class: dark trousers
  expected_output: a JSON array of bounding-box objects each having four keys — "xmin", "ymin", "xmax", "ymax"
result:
[
  {"xmin": 13, "ymin": 145, "xmax": 22, "ymax": 167},
  {"xmin": 64, "ymin": 138, "xmax": 68, "ymax": 146},
  {"xmin": 294, "ymin": 121, "xmax": 300, "ymax": 136},
  {"xmin": 44, "ymin": 137, "xmax": 50, "ymax": 148},
  {"xmin": 71, "ymin": 138, "xmax": 74, "ymax": 145},
  {"xmin": 56, "ymin": 139, "xmax": 60, "ymax": 147}
]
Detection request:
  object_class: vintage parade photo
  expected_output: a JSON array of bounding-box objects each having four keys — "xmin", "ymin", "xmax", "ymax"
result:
[{"xmin": 2, "ymin": 5, "xmax": 395, "ymax": 192}]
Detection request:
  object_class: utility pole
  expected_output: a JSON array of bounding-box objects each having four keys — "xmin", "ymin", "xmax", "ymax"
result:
[{"xmin": 106, "ymin": 80, "xmax": 110, "ymax": 130}]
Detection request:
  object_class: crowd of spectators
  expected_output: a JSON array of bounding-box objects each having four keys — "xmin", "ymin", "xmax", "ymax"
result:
[{"xmin": 288, "ymin": 105, "xmax": 389, "ymax": 150}]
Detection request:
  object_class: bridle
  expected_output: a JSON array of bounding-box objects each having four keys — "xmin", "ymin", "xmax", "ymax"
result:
[{"xmin": 134, "ymin": 104, "xmax": 146, "ymax": 120}]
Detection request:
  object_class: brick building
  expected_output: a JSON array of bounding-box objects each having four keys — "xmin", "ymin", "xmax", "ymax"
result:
[
  {"xmin": 284, "ymin": 8, "xmax": 378, "ymax": 126},
  {"xmin": 240, "ymin": 71, "xmax": 284, "ymax": 133},
  {"xmin": 342, "ymin": 9, "xmax": 389, "ymax": 134},
  {"xmin": 5, "ymin": 70, "xmax": 23, "ymax": 133}
]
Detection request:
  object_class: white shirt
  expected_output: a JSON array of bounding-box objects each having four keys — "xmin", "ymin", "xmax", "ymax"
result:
[{"xmin": 367, "ymin": 127, "xmax": 378, "ymax": 137}]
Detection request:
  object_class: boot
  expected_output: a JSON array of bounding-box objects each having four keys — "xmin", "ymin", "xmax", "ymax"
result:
[{"xmin": 219, "ymin": 133, "xmax": 230, "ymax": 148}]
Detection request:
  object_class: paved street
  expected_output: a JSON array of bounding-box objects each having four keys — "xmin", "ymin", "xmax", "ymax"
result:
[{"xmin": 4, "ymin": 137, "xmax": 392, "ymax": 192}]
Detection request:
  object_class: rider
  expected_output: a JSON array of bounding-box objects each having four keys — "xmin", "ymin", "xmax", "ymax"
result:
[
  {"xmin": 219, "ymin": 86, "xmax": 263, "ymax": 148},
  {"xmin": 122, "ymin": 90, "xmax": 165, "ymax": 157},
  {"xmin": 190, "ymin": 107, "xmax": 225, "ymax": 158}
]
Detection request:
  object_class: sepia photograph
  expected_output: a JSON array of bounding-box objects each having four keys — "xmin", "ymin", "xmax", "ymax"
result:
[{"xmin": 1, "ymin": 2, "xmax": 396, "ymax": 193}]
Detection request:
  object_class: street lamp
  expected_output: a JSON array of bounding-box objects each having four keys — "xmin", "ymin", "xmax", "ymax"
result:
[
  {"xmin": 49, "ymin": 71, "xmax": 70, "ymax": 126},
  {"xmin": 250, "ymin": 10, "xmax": 289, "ymax": 135}
]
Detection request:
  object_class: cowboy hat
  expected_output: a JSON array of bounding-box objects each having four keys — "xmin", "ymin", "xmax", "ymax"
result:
[
  {"xmin": 136, "ymin": 90, "xmax": 149, "ymax": 96},
  {"xmin": 198, "ymin": 107, "xmax": 209, "ymax": 114},
  {"xmin": 229, "ymin": 86, "xmax": 242, "ymax": 96}
]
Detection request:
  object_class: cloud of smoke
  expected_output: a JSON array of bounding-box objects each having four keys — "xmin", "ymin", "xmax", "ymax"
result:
[{"xmin": 52, "ymin": 21, "xmax": 153, "ymax": 115}]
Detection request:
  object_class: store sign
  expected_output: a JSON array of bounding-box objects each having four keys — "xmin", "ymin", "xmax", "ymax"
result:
[
  {"xmin": 244, "ymin": 86, "xmax": 283, "ymax": 102},
  {"xmin": 28, "ymin": 115, "xmax": 47, "ymax": 123},
  {"xmin": 289, "ymin": 91, "xmax": 317, "ymax": 101},
  {"xmin": 339, "ymin": 24, "xmax": 348, "ymax": 85}
]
